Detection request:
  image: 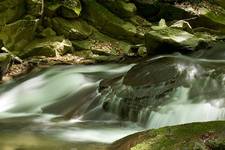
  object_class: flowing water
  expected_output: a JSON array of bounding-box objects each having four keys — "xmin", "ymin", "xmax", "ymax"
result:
[{"xmin": 1, "ymin": 55, "xmax": 225, "ymax": 149}]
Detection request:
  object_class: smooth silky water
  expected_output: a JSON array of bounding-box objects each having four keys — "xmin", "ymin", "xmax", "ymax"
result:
[{"xmin": 1, "ymin": 55, "xmax": 225, "ymax": 149}]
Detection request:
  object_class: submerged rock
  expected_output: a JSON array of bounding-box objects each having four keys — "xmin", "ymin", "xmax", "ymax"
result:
[{"xmin": 110, "ymin": 121, "xmax": 225, "ymax": 150}]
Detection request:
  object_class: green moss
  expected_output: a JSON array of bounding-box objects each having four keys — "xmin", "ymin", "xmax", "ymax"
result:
[{"xmin": 111, "ymin": 121, "xmax": 225, "ymax": 150}]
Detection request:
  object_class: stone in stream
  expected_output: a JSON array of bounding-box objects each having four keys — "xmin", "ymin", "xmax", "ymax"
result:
[
  {"xmin": 110, "ymin": 121, "xmax": 225, "ymax": 150},
  {"xmin": 100, "ymin": 55, "xmax": 225, "ymax": 123}
]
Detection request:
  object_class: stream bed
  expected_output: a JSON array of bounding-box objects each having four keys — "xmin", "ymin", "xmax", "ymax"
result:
[{"xmin": 1, "ymin": 55, "xmax": 225, "ymax": 149}]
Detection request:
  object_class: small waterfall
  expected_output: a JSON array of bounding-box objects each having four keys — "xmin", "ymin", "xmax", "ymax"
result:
[
  {"xmin": 147, "ymin": 87, "xmax": 225, "ymax": 128},
  {"xmin": 2, "ymin": 55, "xmax": 225, "ymax": 149},
  {"xmin": 102, "ymin": 55, "xmax": 225, "ymax": 128}
]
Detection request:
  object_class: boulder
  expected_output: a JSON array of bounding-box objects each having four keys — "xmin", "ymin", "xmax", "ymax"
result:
[
  {"xmin": 97, "ymin": 0, "xmax": 137, "ymax": 18},
  {"xmin": 45, "ymin": 0, "xmax": 81, "ymax": 19},
  {"xmin": 0, "ymin": 19, "xmax": 39, "ymax": 56},
  {"xmin": 22, "ymin": 36, "xmax": 73, "ymax": 58},
  {"xmin": 60, "ymin": 0, "xmax": 81, "ymax": 19},
  {"xmin": 0, "ymin": 0, "xmax": 25, "ymax": 26},
  {"xmin": 82, "ymin": 0, "xmax": 143, "ymax": 44},
  {"xmin": 52, "ymin": 17, "xmax": 92, "ymax": 40},
  {"xmin": 145, "ymin": 21, "xmax": 214, "ymax": 54},
  {"xmin": 39, "ymin": 27, "xmax": 57, "ymax": 38},
  {"xmin": 110, "ymin": 121, "xmax": 225, "ymax": 150}
]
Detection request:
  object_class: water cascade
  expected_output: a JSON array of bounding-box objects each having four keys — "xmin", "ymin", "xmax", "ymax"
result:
[{"xmin": 1, "ymin": 55, "xmax": 225, "ymax": 149}]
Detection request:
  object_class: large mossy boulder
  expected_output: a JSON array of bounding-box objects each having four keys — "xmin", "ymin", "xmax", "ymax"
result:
[
  {"xmin": 0, "ymin": 0, "xmax": 25, "ymax": 26},
  {"xmin": 22, "ymin": 36, "xmax": 73, "ymax": 58},
  {"xmin": 145, "ymin": 21, "xmax": 214, "ymax": 54},
  {"xmin": 0, "ymin": 19, "xmax": 39, "ymax": 56},
  {"xmin": 82, "ymin": 0, "xmax": 143, "ymax": 44},
  {"xmin": 97, "ymin": 0, "xmax": 137, "ymax": 18},
  {"xmin": 110, "ymin": 121, "xmax": 225, "ymax": 150},
  {"xmin": 52, "ymin": 17, "xmax": 92, "ymax": 40},
  {"xmin": 45, "ymin": 0, "xmax": 81, "ymax": 18}
]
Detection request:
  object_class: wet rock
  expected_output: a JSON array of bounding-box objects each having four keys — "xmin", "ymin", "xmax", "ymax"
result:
[
  {"xmin": 82, "ymin": 0, "xmax": 143, "ymax": 44},
  {"xmin": 110, "ymin": 121, "xmax": 225, "ymax": 150},
  {"xmin": 22, "ymin": 36, "xmax": 73, "ymax": 58},
  {"xmin": 0, "ymin": 0, "xmax": 25, "ymax": 25},
  {"xmin": 97, "ymin": 0, "xmax": 137, "ymax": 18},
  {"xmin": 0, "ymin": 19, "xmax": 39, "ymax": 56},
  {"xmin": 52, "ymin": 17, "xmax": 92, "ymax": 40}
]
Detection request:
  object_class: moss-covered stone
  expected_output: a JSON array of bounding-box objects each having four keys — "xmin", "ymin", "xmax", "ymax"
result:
[
  {"xmin": 72, "ymin": 27, "xmax": 133, "ymax": 56},
  {"xmin": 22, "ymin": 36, "xmax": 73, "ymax": 58},
  {"xmin": 145, "ymin": 22, "xmax": 214, "ymax": 54},
  {"xmin": 0, "ymin": 19, "xmax": 39, "ymax": 56},
  {"xmin": 0, "ymin": 0, "xmax": 25, "ymax": 26},
  {"xmin": 97, "ymin": 0, "xmax": 137, "ymax": 18},
  {"xmin": 52, "ymin": 17, "xmax": 92, "ymax": 40},
  {"xmin": 82, "ymin": 0, "xmax": 143, "ymax": 44},
  {"xmin": 45, "ymin": 0, "xmax": 81, "ymax": 19},
  {"xmin": 110, "ymin": 121, "xmax": 225, "ymax": 150}
]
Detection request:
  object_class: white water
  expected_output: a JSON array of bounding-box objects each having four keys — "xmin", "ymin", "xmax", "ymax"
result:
[
  {"xmin": 147, "ymin": 87, "xmax": 225, "ymax": 128},
  {"xmin": 1, "ymin": 56, "xmax": 225, "ymax": 149},
  {"xmin": 0, "ymin": 64, "xmax": 141, "ymax": 148}
]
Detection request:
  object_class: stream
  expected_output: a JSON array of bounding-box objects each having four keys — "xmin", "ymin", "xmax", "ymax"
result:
[{"xmin": 1, "ymin": 54, "xmax": 225, "ymax": 149}]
